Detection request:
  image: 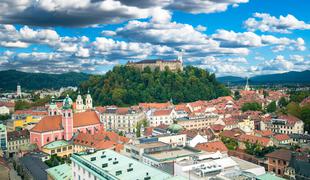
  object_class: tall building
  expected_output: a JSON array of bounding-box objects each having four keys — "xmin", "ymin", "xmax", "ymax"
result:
[
  {"xmin": 16, "ymin": 83, "xmax": 22, "ymax": 97},
  {"xmin": 0, "ymin": 124, "xmax": 7, "ymax": 151},
  {"xmin": 71, "ymin": 149, "xmax": 175, "ymax": 180}
]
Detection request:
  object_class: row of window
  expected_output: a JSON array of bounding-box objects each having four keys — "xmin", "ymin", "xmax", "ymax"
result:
[{"xmin": 50, "ymin": 146, "xmax": 72, "ymax": 154}]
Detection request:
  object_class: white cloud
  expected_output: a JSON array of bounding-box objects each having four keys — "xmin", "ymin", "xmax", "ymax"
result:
[
  {"xmin": 195, "ymin": 25, "xmax": 207, "ymax": 32},
  {"xmin": 0, "ymin": 0, "xmax": 249, "ymax": 27},
  {"xmin": 245, "ymin": 13, "xmax": 310, "ymax": 33},
  {"xmin": 212, "ymin": 29, "xmax": 306, "ymax": 51}
]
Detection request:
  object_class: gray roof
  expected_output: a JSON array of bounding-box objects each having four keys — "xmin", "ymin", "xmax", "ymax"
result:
[{"xmin": 20, "ymin": 154, "xmax": 49, "ymax": 180}]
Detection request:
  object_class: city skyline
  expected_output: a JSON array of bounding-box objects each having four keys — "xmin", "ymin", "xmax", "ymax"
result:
[{"xmin": 0, "ymin": 0, "xmax": 309, "ymax": 77}]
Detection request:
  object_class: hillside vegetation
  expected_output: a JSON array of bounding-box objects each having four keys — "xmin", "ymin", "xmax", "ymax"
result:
[
  {"xmin": 80, "ymin": 66, "xmax": 230, "ymax": 106},
  {"xmin": 0, "ymin": 70, "xmax": 90, "ymax": 91}
]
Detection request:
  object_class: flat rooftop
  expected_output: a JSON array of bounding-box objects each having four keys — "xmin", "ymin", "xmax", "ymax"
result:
[
  {"xmin": 43, "ymin": 140, "xmax": 69, "ymax": 149},
  {"xmin": 144, "ymin": 148, "xmax": 197, "ymax": 162},
  {"xmin": 134, "ymin": 141, "xmax": 169, "ymax": 149},
  {"xmin": 71, "ymin": 149, "xmax": 173, "ymax": 180},
  {"xmin": 46, "ymin": 163, "xmax": 72, "ymax": 180}
]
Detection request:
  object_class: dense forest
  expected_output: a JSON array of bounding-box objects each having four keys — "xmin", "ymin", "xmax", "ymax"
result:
[
  {"xmin": 80, "ymin": 66, "xmax": 230, "ymax": 106},
  {"xmin": 0, "ymin": 70, "xmax": 90, "ymax": 91}
]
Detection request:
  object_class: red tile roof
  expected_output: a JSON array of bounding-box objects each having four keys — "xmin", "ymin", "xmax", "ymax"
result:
[
  {"xmin": 153, "ymin": 109, "xmax": 172, "ymax": 116},
  {"xmin": 14, "ymin": 110, "xmax": 47, "ymax": 116},
  {"xmin": 278, "ymin": 115, "xmax": 301, "ymax": 125},
  {"xmin": 31, "ymin": 111, "xmax": 100, "ymax": 132},
  {"xmin": 239, "ymin": 134, "xmax": 271, "ymax": 147},
  {"xmin": 255, "ymin": 130, "xmax": 273, "ymax": 137},
  {"xmin": 0, "ymin": 101, "xmax": 15, "ymax": 107},
  {"xmin": 73, "ymin": 130, "xmax": 128, "ymax": 151},
  {"xmin": 7, "ymin": 130, "xmax": 29, "ymax": 140},
  {"xmin": 195, "ymin": 141, "xmax": 228, "ymax": 152},
  {"xmin": 265, "ymin": 149, "xmax": 292, "ymax": 161},
  {"xmin": 274, "ymin": 134, "xmax": 290, "ymax": 141},
  {"xmin": 139, "ymin": 102, "xmax": 172, "ymax": 109}
]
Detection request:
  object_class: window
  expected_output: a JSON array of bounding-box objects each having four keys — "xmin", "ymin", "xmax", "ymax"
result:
[
  {"xmin": 47, "ymin": 137, "xmax": 50, "ymax": 142},
  {"xmin": 57, "ymin": 148, "xmax": 61, "ymax": 152}
]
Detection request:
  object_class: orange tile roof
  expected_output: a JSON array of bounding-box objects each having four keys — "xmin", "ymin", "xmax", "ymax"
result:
[
  {"xmin": 255, "ymin": 130, "xmax": 273, "ymax": 137},
  {"xmin": 139, "ymin": 102, "xmax": 172, "ymax": 109},
  {"xmin": 31, "ymin": 111, "xmax": 100, "ymax": 132},
  {"xmin": 195, "ymin": 141, "xmax": 228, "ymax": 152},
  {"xmin": 239, "ymin": 134, "xmax": 271, "ymax": 147},
  {"xmin": 278, "ymin": 115, "xmax": 301, "ymax": 125},
  {"xmin": 14, "ymin": 110, "xmax": 47, "ymax": 116},
  {"xmin": 187, "ymin": 100, "xmax": 206, "ymax": 108},
  {"xmin": 273, "ymin": 134, "xmax": 290, "ymax": 141},
  {"xmin": 153, "ymin": 109, "xmax": 172, "ymax": 116},
  {"xmin": 73, "ymin": 130, "xmax": 128, "ymax": 151},
  {"xmin": 0, "ymin": 101, "xmax": 15, "ymax": 107}
]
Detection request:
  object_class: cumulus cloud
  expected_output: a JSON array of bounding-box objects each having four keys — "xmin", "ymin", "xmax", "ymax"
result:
[
  {"xmin": 245, "ymin": 13, "xmax": 310, "ymax": 33},
  {"xmin": 0, "ymin": 0, "xmax": 249, "ymax": 27},
  {"xmin": 212, "ymin": 29, "xmax": 306, "ymax": 51}
]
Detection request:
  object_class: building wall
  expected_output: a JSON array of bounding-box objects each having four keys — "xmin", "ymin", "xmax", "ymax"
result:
[
  {"xmin": 158, "ymin": 134, "xmax": 187, "ymax": 147},
  {"xmin": 148, "ymin": 114, "xmax": 174, "ymax": 127},
  {"xmin": 0, "ymin": 106, "xmax": 9, "ymax": 115},
  {"xmin": 42, "ymin": 145, "xmax": 73, "ymax": 157},
  {"xmin": 72, "ymin": 160, "xmax": 97, "ymax": 180},
  {"xmin": 127, "ymin": 60, "xmax": 183, "ymax": 72},
  {"xmin": 177, "ymin": 116, "xmax": 218, "ymax": 130},
  {"xmin": 7, "ymin": 138, "xmax": 30, "ymax": 153},
  {"xmin": 101, "ymin": 112, "xmax": 145, "ymax": 133},
  {"xmin": 267, "ymin": 157, "xmax": 289, "ymax": 176}
]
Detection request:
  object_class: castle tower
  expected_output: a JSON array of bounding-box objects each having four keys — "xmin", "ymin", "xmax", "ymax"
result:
[
  {"xmin": 16, "ymin": 83, "xmax": 21, "ymax": 97},
  {"xmin": 75, "ymin": 91, "xmax": 84, "ymax": 112},
  {"xmin": 48, "ymin": 96, "xmax": 58, "ymax": 116},
  {"xmin": 62, "ymin": 95, "xmax": 73, "ymax": 141},
  {"xmin": 85, "ymin": 89, "xmax": 93, "ymax": 109},
  {"xmin": 177, "ymin": 49, "xmax": 184, "ymax": 64}
]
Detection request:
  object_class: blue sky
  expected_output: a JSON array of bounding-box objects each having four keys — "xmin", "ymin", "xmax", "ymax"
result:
[{"xmin": 0, "ymin": 0, "xmax": 309, "ymax": 77}]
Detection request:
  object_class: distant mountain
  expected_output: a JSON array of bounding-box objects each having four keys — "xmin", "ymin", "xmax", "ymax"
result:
[
  {"xmin": 251, "ymin": 70, "xmax": 310, "ymax": 84},
  {"xmin": 0, "ymin": 70, "xmax": 90, "ymax": 91},
  {"xmin": 217, "ymin": 76, "xmax": 245, "ymax": 84},
  {"xmin": 217, "ymin": 70, "xmax": 310, "ymax": 85}
]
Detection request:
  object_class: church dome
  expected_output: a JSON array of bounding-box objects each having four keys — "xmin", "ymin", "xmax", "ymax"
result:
[
  {"xmin": 168, "ymin": 123, "xmax": 183, "ymax": 133},
  {"xmin": 63, "ymin": 94, "xmax": 73, "ymax": 109}
]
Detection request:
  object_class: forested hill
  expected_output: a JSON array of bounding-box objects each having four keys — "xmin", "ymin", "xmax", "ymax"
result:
[
  {"xmin": 217, "ymin": 70, "xmax": 310, "ymax": 85},
  {"xmin": 80, "ymin": 66, "xmax": 230, "ymax": 106},
  {"xmin": 0, "ymin": 70, "xmax": 90, "ymax": 91}
]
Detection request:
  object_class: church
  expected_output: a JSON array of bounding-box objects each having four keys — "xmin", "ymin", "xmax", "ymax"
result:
[{"xmin": 30, "ymin": 94, "xmax": 102, "ymax": 148}]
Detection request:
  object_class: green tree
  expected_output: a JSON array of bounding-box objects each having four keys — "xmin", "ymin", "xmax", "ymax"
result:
[
  {"xmin": 287, "ymin": 102, "xmax": 301, "ymax": 118},
  {"xmin": 80, "ymin": 65, "xmax": 230, "ymax": 106},
  {"xmin": 234, "ymin": 91, "xmax": 241, "ymax": 100},
  {"xmin": 266, "ymin": 101, "xmax": 277, "ymax": 113},
  {"xmin": 278, "ymin": 97, "xmax": 288, "ymax": 107},
  {"xmin": 15, "ymin": 100, "xmax": 32, "ymax": 110},
  {"xmin": 241, "ymin": 102, "xmax": 262, "ymax": 112}
]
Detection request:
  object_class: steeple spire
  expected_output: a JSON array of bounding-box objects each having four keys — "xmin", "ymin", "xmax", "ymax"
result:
[{"xmin": 245, "ymin": 77, "xmax": 250, "ymax": 91}]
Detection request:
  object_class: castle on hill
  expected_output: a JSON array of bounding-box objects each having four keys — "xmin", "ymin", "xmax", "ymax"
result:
[{"xmin": 126, "ymin": 52, "xmax": 184, "ymax": 72}]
